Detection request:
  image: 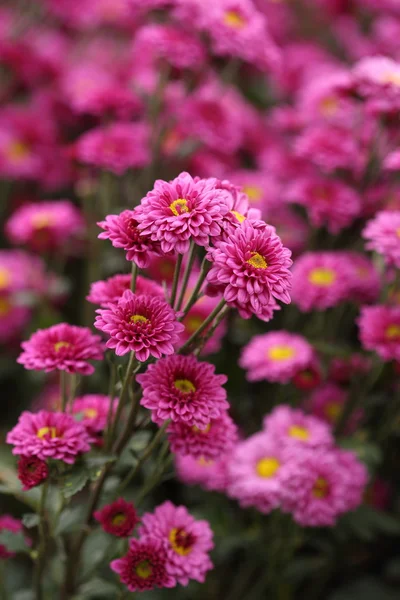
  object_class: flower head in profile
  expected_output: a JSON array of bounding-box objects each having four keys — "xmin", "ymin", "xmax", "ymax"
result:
[
  {"xmin": 362, "ymin": 210, "xmax": 400, "ymax": 269},
  {"xmin": 139, "ymin": 501, "xmax": 214, "ymax": 586},
  {"xmin": 207, "ymin": 220, "xmax": 292, "ymax": 321},
  {"xmin": 240, "ymin": 331, "xmax": 313, "ymax": 383},
  {"xmin": 72, "ymin": 394, "xmax": 115, "ymax": 440},
  {"xmin": 111, "ymin": 536, "xmax": 175, "ymax": 592},
  {"xmin": 135, "ymin": 172, "xmax": 229, "ymax": 254},
  {"xmin": 263, "ymin": 405, "xmax": 334, "ymax": 450},
  {"xmin": 6, "ymin": 410, "xmax": 91, "ymax": 464},
  {"xmin": 98, "ymin": 210, "xmax": 162, "ymax": 268},
  {"xmin": 358, "ymin": 304, "xmax": 400, "ymax": 362},
  {"xmin": 138, "ymin": 354, "xmax": 228, "ymax": 429},
  {"xmin": 87, "ymin": 274, "xmax": 163, "ymax": 307},
  {"xmin": 94, "ymin": 498, "xmax": 139, "ymax": 537},
  {"xmin": 0, "ymin": 516, "xmax": 25, "ymax": 559},
  {"xmin": 95, "ymin": 290, "xmax": 184, "ymax": 362},
  {"xmin": 17, "ymin": 456, "xmax": 49, "ymax": 491},
  {"xmin": 17, "ymin": 323, "xmax": 104, "ymax": 375}
]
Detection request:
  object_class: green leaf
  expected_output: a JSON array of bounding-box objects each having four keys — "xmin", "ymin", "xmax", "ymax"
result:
[
  {"xmin": 130, "ymin": 430, "xmax": 152, "ymax": 452},
  {"xmin": 84, "ymin": 455, "xmax": 117, "ymax": 468},
  {"xmin": 0, "ymin": 530, "xmax": 29, "ymax": 554},
  {"xmin": 22, "ymin": 513, "xmax": 40, "ymax": 529},
  {"xmin": 60, "ymin": 465, "xmax": 89, "ymax": 499},
  {"xmin": 78, "ymin": 578, "xmax": 120, "ymax": 598},
  {"xmin": 54, "ymin": 506, "xmax": 85, "ymax": 536}
]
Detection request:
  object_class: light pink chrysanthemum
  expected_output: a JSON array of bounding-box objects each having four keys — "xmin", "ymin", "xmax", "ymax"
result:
[
  {"xmin": 94, "ymin": 290, "xmax": 184, "ymax": 362},
  {"xmin": 6, "ymin": 410, "xmax": 91, "ymax": 464},
  {"xmin": 94, "ymin": 498, "xmax": 139, "ymax": 538},
  {"xmin": 291, "ymin": 252, "xmax": 353, "ymax": 312},
  {"xmin": 111, "ymin": 536, "xmax": 175, "ymax": 592},
  {"xmin": 207, "ymin": 220, "xmax": 292, "ymax": 321},
  {"xmin": 240, "ymin": 331, "xmax": 313, "ymax": 383},
  {"xmin": 87, "ymin": 274, "xmax": 163, "ymax": 307},
  {"xmin": 362, "ymin": 210, "xmax": 400, "ymax": 268},
  {"xmin": 72, "ymin": 395, "xmax": 115, "ymax": 439},
  {"xmin": 76, "ymin": 122, "xmax": 150, "ymax": 175},
  {"xmin": 17, "ymin": 323, "xmax": 104, "ymax": 375},
  {"xmin": 139, "ymin": 501, "xmax": 214, "ymax": 586},
  {"xmin": 167, "ymin": 411, "xmax": 238, "ymax": 460},
  {"xmin": 263, "ymin": 405, "xmax": 334, "ymax": 449},
  {"xmin": 358, "ymin": 304, "xmax": 400, "ymax": 361},
  {"xmin": 138, "ymin": 354, "xmax": 228, "ymax": 428},
  {"xmin": 97, "ymin": 210, "xmax": 162, "ymax": 268},
  {"xmin": 0, "ymin": 516, "xmax": 25, "ymax": 559},
  {"xmin": 175, "ymin": 453, "xmax": 231, "ymax": 492},
  {"xmin": 280, "ymin": 447, "xmax": 368, "ymax": 526},
  {"xmin": 5, "ymin": 200, "xmax": 84, "ymax": 252},
  {"xmin": 135, "ymin": 172, "xmax": 230, "ymax": 254}
]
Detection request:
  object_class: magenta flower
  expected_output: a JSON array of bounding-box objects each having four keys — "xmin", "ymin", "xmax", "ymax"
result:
[
  {"xmin": 167, "ymin": 411, "xmax": 238, "ymax": 460},
  {"xmin": 72, "ymin": 395, "xmax": 116, "ymax": 439},
  {"xmin": 94, "ymin": 498, "xmax": 139, "ymax": 538},
  {"xmin": 111, "ymin": 536, "xmax": 175, "ymax": 592},
  {"xmin": 87, "ymin": 274, "xmax": 164, "ymax": 307},
  {"xmin": 17, "ymin": 456, "xmax": 49, "ymax": 491},
  {"xmin": 98, "ymin": 210, "xmax": 162, "ymax": 268},
  {"xmin": 94, "ymin": 290, "xmax": 184, "ymax": 362},
  {"xmin": 240, "ymin": 331, "xmax": 314, "ymax": 383},
  {"xmin": 6, "ymin": 410, "xmax": 91, "ymax": 464},
  {"xmin": 135, "ymin": 172, "xmax": 230, "ymax": 254},
  {"xmin": 175, "ymin": 453, "xmax": 231, "ymax": 493},
  {"xmin": 358, "ymin": 304, "xmax": 400, "ymax": 362},
  {"xmin": 307, "ymin": 383, "xmax": 362, "ymax": 433},
  {"xmin": 139, "ymin": 501, "xmax": 214, "ymax": 586},
  {"xmin": 17, "ymin": 323, "xmax": 104, "ymax": 375},
  {"xmin": 362, "ymin": 210, "xmax": 400, "ymax": 269},
  {"xmin": 138, "ymin": 354, "xmax": 228, "ymax": 428},
  {"xmin": 0, "ymin": 516, "xmax": 25, "ymax": 559},
  {"xmin": 263, "ymin": 405, "xmax": 334, "ymax": 450},
  {"xmin": 207, "ymin": 220, "xmax": 292, "ymax": 321},
  {"xmin": 342, "ymin": 252, "xmax": 380, "ymax": 304}
]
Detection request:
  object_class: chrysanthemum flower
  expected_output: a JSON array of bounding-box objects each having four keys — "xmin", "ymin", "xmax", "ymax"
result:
[
  {"xmin": 17, "ymin": 456, "xmax": 49, "ymax": 491},
  {"xmin": 358, "ymin": 304, "xmax": 400, "ymax": 361},
  {"xmin": 0, "ymin": 516, "xmax": 25, "ymax": 559},
  {"xmin": 207, "ymin": 221, "xmax": 292, "ymax": 321},
  {"xmin": 329, "ymin": 354, "xmax": 371, "ymax": 384},
  {"xmin": 94, "ymin": 498, "xmax": 139, "ymax": 537},
  {"xmin": 6, "ymin": 410, "xmax": 91, "ymax": 464},
  {"xmin": 138, "ymin": 354, "xmax": 228, "ymax": 428},
  {"xmin": 111, "ymin": 536, "xmax": 175, "ymax": 592},
  {"xmin": 135, "ymin": 172, "xmax": 230, "ymax": 254},
  {"xmin": 263, "ymin": 405, "xmax": 333, "ymax": 449},
  {"xmin": 5, "ymin": 200, "xmax": 84, "ymax": 252},
  {"xmin": 167, "ymin": 411, "xmax": 238, "ymax": 460},
  {"xmin": 72, "ymin": 395, "xmax": 115, "ymax": 440},
  {"xmin": 280, "ymin": 448, "xmax": 368, "ymax": 526},
  {"xmin": 291, "ymin": 252, "xmax": 352, "ymax": 312},
  {"xmin": 174, "ymin": 453, "xmax": 231, "ymax": 492},
  {"xmin": 362, "ymin": 210, "xmax": 400, "ymax": 268},
  {"xmin": 306, "ymin": 383, "xmax": 363, "ymax": 432},
  {"xmin": 98, "ymin": 210, "xmax": 162, "ymax": 268},
  {"xmin": 139, "ymin": 501, "xmax": 214, "ymax": 586},
  {"xmin": 342, "ymin": 252, "xmax": 380, "ymax": 303},
  {"xmin": 226, "ymin": 433, "xmax": 291, "ymax": 513},
  {"xmin": 87, "ymin": 274, "xmax": 164, "ymax": 307},
  {"xmin": 17, "ymin": 323, "xmax": 104, "ymax": 375},
  {"xmin": 95, "ymin": 291, "xmax": 184, "ymax": 361},
  {"xmin": 240, "ymin": 331, "xmax": 313, "ymax": 383}
]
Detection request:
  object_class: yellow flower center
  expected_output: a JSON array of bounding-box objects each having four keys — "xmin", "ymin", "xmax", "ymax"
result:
[
  {"xmin": 192, "ymin": 422, "xmax": 211, "ymax": 434},
  {"xmin": 111, "ymin": 513, "xmax": 127, "ymax": 526},
  {"xmin": 0, "ymin": 298, "xmax": 10, "ymax": 316},
  {"xmin": 31, "ymin": 213, "xmax": 54, "ymax": 229},
  {"xmin": 382, "ymin": 71, "xmax": 400, "ymax": 86},
  {"xmin": 54, "ymin": 341, "xmax": 71, "ymax": 352},
  {"xmin": 386, "ymin": 324, "xmax": 400, "ymax": 340},
  {"xmin": 84, "ymin": 408, "xmax": 98, "ymax": 419},
  {"xmin": 224, "ymin": 10, "xmax": 246, "ymax": 28},
  {"xmin": 324, "ymin": 402, "xmax": 342, "ymax": 422},
  {"xmin": 6, "ymin": 140, "xmax": 30, "ymax": 162},
  {"xmin": 0, "ymin": 268, "xmax": 11, "ymax": 290},
  {"xmin": 247, "ymin": 252, "xmax": 267, "ymax": 269},
  {"xmin": 169, "ymin": 198, "xmax": 189, "ymax": 216},
  {"xmin": 231, "ymin": 210, "xmax": 246, "ymax": 223},
  {"xmin": 243, "ymin": 185, "xmax": 262, "ymax": 202},
  {"xmin": 288, "ymin": 425, "xmax": 310, "ymax": 441},
  {"xmin": 185, "ymin": 315, "xmax": 203, "ymax": 333},
  {"xmin": 319, "ymin": 96, "xmax": 338, "ymax": 116},
  {"xmin": 135, "ymin": 560, "xmax": 153, "ymax": 579},
  {"xmin": 37, "ymin": 426, "xmax": 58, "ymax": 439},
  {"xmin": 268, "ymin": 345, "xmax": 296, "ymax": 361},
  {"xmin": 130, "ymin": 314, "xmax": 149, "ymax": 324},
  {"xmin": 169, "ymin": 527, "xmax": 195, "ymax": 556},
  {"xmin": 308, "ymin": 267, "xmax": 336, "ymax": 286},
  {"xmin": 313, "ymin": 477, "xmax": 329, "ymax": 498},
  {"xmin": 197, "ymin": 456, "xmax": 214, "ymax": 466},
  {"xmin": 174, "ymin": 379, "xmax": 196, "ymax": 393},
  {"xmin": 256, "ymin": 457, "xmax": 280, "ymax": 478}
]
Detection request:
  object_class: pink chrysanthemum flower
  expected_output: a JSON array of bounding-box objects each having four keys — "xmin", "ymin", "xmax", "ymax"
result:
[
  {"xmin": 138, "ymin": 354, "xmax": 228, "ymax": 428},
  {"xmin": 329, "ymin": 354, "xmax": 371, "ymax": 384},
  {"xmin": 0, "ymin": 249, "xmax": 47, "ymax": 294},
  {"xmin": 98, "ymin": 210, "xmax": 161, "ymax": 269},
  {"xmin": 139, "ymin": 501, "xmax": 214, "ymax": 586},
  {"xmin": 0, "ymin": 516, "xmax": 25, "ymax": 559},
  {"xmin": 358, "ymin": 304, "xmax": 400, "ymax": 361},
  {"xmin": 362, "ymin": 210, "xmax": 400, "ymax": 268},
  {"xmin": 240, "ymin": 331, "xmax": 313, "ymax": 383},
  {"xmin": 111, "ymin": 536, "xmax": 175, "ymax": 592},
  {"xmin": 76, "ymin": 122, "xmax": 150, "ymax": 175},
  {"xmin": 95, "ymin": 290, "xmax": 184, "ymax": 361},
  {"xmin": 17, "ymin": 323, "xmax": 104, "ymax": 375},
  {"xmin": 280, "ymin": 448, "xmax": 368, "ymax": 526},
  {"xmin": 135, "ymin": 172, "xmax": 230, "ymax": 254},
  {"xmin": 175, "ymin": 453, "xmax": 231, "ymax": 492},
  {"xmin": 306, "ymin": 383, "xmax": 362, "ymax": 432},
  {"xmin": 6, "ymin": 410, "xmax": 91, "ymax": 464},
  {"xmin": 87, "ymin": 274, "xmax": 164, "ymax": 307},
  {"xmin": 206, "ymin": 220, "xmax": 292, "ymax": 321},
  {"xmin": 291, "ymin": 252, "xmax": 352, "ymax": 312},
  {"xmin": 167, "ymin": 411, "xmax": 238, "ymax": 460},
  {"xmin": 227, "ymin": 432, "xmax": 292, "ymax": 513},
  {"xmin": 5, "ymin": 200, "xmax": 84, "ymax": 252},
  {"xmin": 17, "ymin": 456, "xmax": 49, "ymax": 491},
  {"xmin": 72, "ymin": 395, "xmax": 115, "ymax": 440},
  {"xmin": 343, "ymin": 252, "xmax": 380, "ymax": 303},
  {"xmin": 263, "ymin": 405, "xmax": 333, "ymax": 449},
  {"xmin": 213, "ymin": 178, "xmax": 262, "ymax": 241},
  {"xmin": 292, "ymin": 362, "xmax": 322, "ymax": 391},
  {"xmin": 94, "ymin": 498, "xmax": 139, "ymax": 538}
]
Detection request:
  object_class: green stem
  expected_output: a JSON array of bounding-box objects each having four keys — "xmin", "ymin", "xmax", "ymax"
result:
[
  {"xmin": 34, "ymin": 480, "xmax": 49, "ymax": 600},
  {"xmin": 109, "ymin": 352, "xmax": 137, "ymax": 446},
  {"xmin": 170, "ymin": 254, "xmax": 183, "ymax": 308},
  {"xmin": 181, "ymin": 258, "xmax": 210, "ymax": 316},
  {"xmin": 176, "ymin": 241, "xmax": 197, "ymax": 311},
  {"xmin": 105, "ymin": 355, "xmax": 117, "ymax": 452},
  {"xmin": 0, "ymin": 561, "xmax": 8, "ymax": 600},
  {"xmin": 194, "ymin": 305, "xmax": 229, "ymax": 357},
  {"xmin": 179, "ymin": 299, "xmax": 227, "ymax": 354},
  {"xmin": 130, "ymin": 262, "xmax": 138, "ymax": 293},
  {"xmin": 60, "ymin": 371, "xmax": 68, "ymax": 412}
]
